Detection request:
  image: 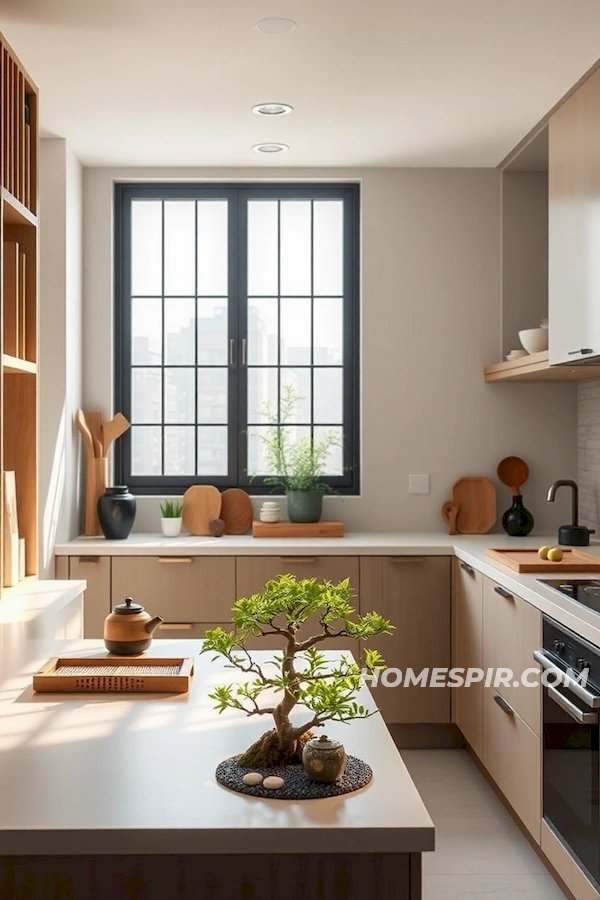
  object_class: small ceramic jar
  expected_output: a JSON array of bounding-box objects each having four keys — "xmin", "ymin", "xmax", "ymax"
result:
[
  {"xmin": 259, "ymin": 501, "xmax": 280, "ymax": 523},
  {"xmin": 302, "ymin": 734, "xmax": 347, "ymax": 783}
]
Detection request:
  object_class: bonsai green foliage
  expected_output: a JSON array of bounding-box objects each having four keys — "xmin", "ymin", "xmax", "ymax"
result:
[
  {"xmin": 160, "ymin": 499, "xmax": 183, "ymax": 518},
  {"xmin": 256, "ymin": 384, "xmax": 342, "ymax": 493},
  {"xmin": 202, "ymin": 574, "xmax": 393, "ymax": 767}
]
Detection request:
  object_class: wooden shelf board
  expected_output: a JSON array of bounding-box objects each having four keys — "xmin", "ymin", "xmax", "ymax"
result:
[
  {"xmin": 1, "ymin": 189, "xmax": 36, "ymax": 227},
  {"xmin": 2, "ymin": 354, "xmax": 36, "ymax": 375},
  {"xmin": 484, "ymin": 351, "xmax": 600, "ymax": 382}
]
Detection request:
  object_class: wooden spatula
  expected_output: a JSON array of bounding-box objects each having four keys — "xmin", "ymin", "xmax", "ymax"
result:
[
  {"xmin": 84, "ymin": 410, "xmax": 104, "ymax": 458},
  {"xmin": 74, "ymin": 409, "xmax": 95, "ymax": 458},
  {"xmin": 102, "ymin": 413, "xmax": 130, "ymax": 454}
]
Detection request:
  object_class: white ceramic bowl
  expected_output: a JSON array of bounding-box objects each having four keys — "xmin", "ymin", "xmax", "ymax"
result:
[
  {"xmin": 518, "ymin": 327, "xmax": 549, "ymax": 354},
  {"xmin": 506, "ymin": 349, "xmax": 528, "ymax": 360}
]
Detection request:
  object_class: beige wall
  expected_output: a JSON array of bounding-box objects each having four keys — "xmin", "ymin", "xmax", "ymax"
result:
[
  {"xmin": 39, "ymin": 139, "xmax": 83, "ymax": 574},
  {"xmin": 578, "ymin": 381, "xmax": 600, "ymax": 535},
  {"xmin": 81, "ymin": 166, "xmax": 577, "ymax": 534}
]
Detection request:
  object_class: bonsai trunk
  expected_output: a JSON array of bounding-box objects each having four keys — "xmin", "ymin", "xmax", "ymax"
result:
[{"xmin": 237, "ymin": 725, "xmax": 313, "ymax": 768}]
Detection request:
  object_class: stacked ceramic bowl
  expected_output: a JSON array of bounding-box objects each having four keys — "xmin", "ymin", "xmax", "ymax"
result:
[
  {"xmin": 505, "ymin": 349, "xmax": 528, "ymax": 361},
  {"xmin": 259, "ymin": 501, "xmax": 281, "ymax": 523},
  {"xmin": 518, "ymin": 318, "xmax": 549, "ymax": 354}
]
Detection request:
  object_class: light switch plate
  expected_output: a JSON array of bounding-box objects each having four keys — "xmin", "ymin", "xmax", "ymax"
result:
[{"xmin": 409, "ymin": 474, "xmax": 430, "ymax": 494}]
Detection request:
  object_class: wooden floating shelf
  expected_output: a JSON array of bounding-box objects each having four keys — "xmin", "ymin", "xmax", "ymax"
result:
[
  {"xmin": 2, "ymin": 354, "xmax": 36, "ymax": 374},
  {"xmin": 484, "ymin": 350, "xmax": 600, "ymax": 382},
  {"xmin": 1, "ymin": 188, "xmax": 36, "ymax": 227}
]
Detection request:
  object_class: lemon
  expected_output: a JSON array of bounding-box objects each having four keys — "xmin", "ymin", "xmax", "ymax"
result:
[
  {"xmin": 547, "ymin": 547, "xmax": 564, "ymax": 562},
  {"xmin": 538, "ymin": 546, "xmax": 551, "ymax": 559}
]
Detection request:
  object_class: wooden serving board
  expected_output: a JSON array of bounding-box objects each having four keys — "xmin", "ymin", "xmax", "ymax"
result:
[
  {"xmin": 252, "ymin": 521, "xmax": 344, "ymax": 538},
  {"xmin": 182, "ymin": 485, "xmax": 222, "ymax": 535},
  {"xmin": 33, "ymin": 657, "xmax": 195, "ymax": 693},
  {"xmin": 220, "ymin": 488, "xmax": 253, "ymax": 534},
  {"xmin": 486, "ymin": 548, "xmax": 600, "ymax": 573},
  {"xmin": 452, "ymin": 477, "xmax": 496, "ymax": 534}
]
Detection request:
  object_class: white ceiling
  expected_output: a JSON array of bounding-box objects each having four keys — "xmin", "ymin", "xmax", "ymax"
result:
[{"xmin": 2, "ymin": 0, "xmax": 600, "ymax": 168}]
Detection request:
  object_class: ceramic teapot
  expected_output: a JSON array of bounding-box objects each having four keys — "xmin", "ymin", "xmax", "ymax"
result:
[{"xmin": 104, "ymin": 597, "xmax": 163, "ymax": 655}]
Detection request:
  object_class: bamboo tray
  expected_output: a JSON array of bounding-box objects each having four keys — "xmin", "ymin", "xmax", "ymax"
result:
[
  {"xmin": 32, "ymin": 657, "xmax": 195, "ymax": 693},
  {"xmin": 252, "ymin": 520, "xmax": 345, "ymax": 538},
  {"xmin": 485, "ymin": 548, "xmax": 600, "ymax": 573}
]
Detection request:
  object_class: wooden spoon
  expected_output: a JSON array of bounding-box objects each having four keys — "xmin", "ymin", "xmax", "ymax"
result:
[
  {"xmin": 497, "ymin": 456, "xmax": 530, "ymax": 496},
  {"xmin": 441, "ymin": 501, "xmax": 459, "ymax": 536},
  {"xmin": 74, "ymin": 409, "xmax": 95, "ymax": 458},
  {"xmin": 102, "ymin": 413, "xmax": 130, "ymax": 454},
  {"xmin": 84, "ymin": 410, "xmax": 105, "ymax": 458}
]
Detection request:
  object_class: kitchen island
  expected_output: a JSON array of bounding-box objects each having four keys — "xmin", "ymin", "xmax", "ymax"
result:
[{"xmin": 0, "ymin": 638, "xmax": 433, "ymax": 900}]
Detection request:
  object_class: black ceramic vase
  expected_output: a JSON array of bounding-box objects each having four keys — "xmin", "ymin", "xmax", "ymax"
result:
[
  {"xmin": 501, "ymin": 494, "xmax": 534, "ymax": 537},
  {"xmin": 97, "ymin": 486, "xmax": 136, "ymax": 540}
]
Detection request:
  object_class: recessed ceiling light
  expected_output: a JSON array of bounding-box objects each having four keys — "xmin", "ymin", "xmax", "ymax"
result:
[
  {"xmin": 252, "ymin": 103, "xmax": 294, "ymax": 117},
  {"xmin": 255, "ymin": 17, "xmax": 297, "ymax": 34},
  {"xmin": 252, "ymin": 143, "xmax": 290, "ymax": 154}
]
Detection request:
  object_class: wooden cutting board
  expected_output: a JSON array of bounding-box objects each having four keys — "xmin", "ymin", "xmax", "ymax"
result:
[
  {"xmin": 220, "ymin": 489, "xmax": 253, "ymax": 535},
  {"xmin": 452, "ymin": 477, "xmax": 496, "ymax": 534},
  {"xmin": 252, "ymin": 521, "xmax": 344, "ymax": 538},
  {"xmin": 182, "ymin": 486, "xmax": 222, "ymax": 536},
  {"xmin": 486, "ymin": 547, "xmax": 600, "ymax": 573}
]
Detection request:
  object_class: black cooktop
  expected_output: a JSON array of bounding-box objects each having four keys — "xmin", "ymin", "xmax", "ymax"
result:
[{"xmin": 538, "ymin": 579, "xmax": 600, "ymax": 615}]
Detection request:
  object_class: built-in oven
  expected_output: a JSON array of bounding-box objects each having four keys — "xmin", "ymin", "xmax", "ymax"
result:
[{"xmin": 534, "ymin": 617, "xmax": 600, "ymax": 889}]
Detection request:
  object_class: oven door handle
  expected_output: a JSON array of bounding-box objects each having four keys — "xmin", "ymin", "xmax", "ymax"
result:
[
  {"xmin": 533, "ymin": 649, "xmax": 600, "ymax": 709},
  {"xmin": 547, "ymin": 685, "xmax": 599, "ymax": 724}
]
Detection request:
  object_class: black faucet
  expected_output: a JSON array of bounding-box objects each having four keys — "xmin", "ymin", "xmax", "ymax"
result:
[{"xmin": 547, "ymin": 480, "xmax": 595, "ymax": 546}]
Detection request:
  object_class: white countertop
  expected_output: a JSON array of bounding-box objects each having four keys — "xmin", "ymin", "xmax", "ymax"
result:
[{"xmin": 0, "ymin": 639, "xmax": 434, "ymax": 856}]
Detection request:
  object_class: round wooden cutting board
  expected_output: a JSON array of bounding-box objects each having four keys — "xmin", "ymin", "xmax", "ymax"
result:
[
  {"xmin": 220, "ymin": 489, "xmax": 253, "ymax": 535},
  {"xmin": 182, "ymin": 485, "xmax": 222, "ymax": 536},
  {"xmin": 451, "ymin": 477, "xmax": 497, "ymax": 534}
]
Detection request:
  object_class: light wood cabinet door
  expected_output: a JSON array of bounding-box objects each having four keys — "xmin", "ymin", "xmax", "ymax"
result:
[
  {"xmin": 235, "ymin": 556, "xmax": 360, "ymax": 651},
  {"xmin": 111, "ymin": 556, "xmax": 236, "ymax": 624},
  {"xmin": 482, "ymin": 577, "xmax": 541, "ymax": 735},
  {"xmin": 483, "ymin": 687, "xmax": 541, "ymax": 843},
  {"xmin": 68, "ymin": 556, "xmax": 111, "ymax": 638},
  {"xmin": 549, "ymin": 66, "xmax": 600, "ymax": 364},
  {"xmin": 452, "ymin": 558, "xmax": 484, "ymax": 757},
  {"xmin": 359, "ymin": 556, "xmax": 451, "ymax": 724}
]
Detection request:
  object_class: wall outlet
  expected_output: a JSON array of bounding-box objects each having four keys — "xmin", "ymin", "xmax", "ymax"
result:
[{"xmin": 409, "ymin": 474, "xmax": 430, "ymax": 494}]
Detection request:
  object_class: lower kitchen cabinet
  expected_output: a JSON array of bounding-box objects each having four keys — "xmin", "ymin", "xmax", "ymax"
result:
[
  {"xmin": 235, "ymin": 556, "xmax": 361, "ymax": 650},
  {"xmin": 482, "ymin": 576, "xmax": 541, "ymax": 735},
  {"xmin": 359, "ymin": 556, "xmax": 451, "ymax": 724},
  {"xmin": 483, "ymin": 686, "xmax": 541, "ymax": 843},
  {"xmin": 64, "ymin": 556, "xmax": 111, "ymax": 638},
  {"xmin": 452, "ymin": 558, "xmax": 484, "ymax": 757},
  {"xmin": 112, "ymin": 556, "xmax": 236, "ymax": 625}
]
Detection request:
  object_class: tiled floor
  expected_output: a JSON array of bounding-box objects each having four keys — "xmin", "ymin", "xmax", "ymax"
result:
[{"xmin": 401, "ymin": 749, "xmax": 568, "ymax": 900}]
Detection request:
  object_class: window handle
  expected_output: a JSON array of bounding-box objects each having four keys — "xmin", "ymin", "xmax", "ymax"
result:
[
  {"xmin": 241, "ymin": 338, "xmax": 247, "ymax": 366},
  {"xmin": 229, "ymin": 338, "xmax": 235, "ymax": 367}
]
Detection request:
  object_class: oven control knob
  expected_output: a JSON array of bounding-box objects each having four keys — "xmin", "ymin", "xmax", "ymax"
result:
[
  {"xmin": 553, "ymin": 641, "xmax": 565, "ymax": 654},
  {"xmin": 577, "ymin": 658, "xmax": 590, "ymax": 671}
]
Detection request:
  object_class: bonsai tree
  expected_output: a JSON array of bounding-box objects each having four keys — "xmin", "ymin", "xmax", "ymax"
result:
[{"xmin": 201, "ymin": 574, "xmax": 393, "ymax": 768}]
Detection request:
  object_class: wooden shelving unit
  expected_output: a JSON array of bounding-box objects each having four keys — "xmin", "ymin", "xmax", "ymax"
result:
[
  {"xmin": 484, "ymin": 351, "xmax": 600, "ymax": 383},
  {"xmin": 0, "ymin": 32, "xmax": 38, "ymax": 589}
]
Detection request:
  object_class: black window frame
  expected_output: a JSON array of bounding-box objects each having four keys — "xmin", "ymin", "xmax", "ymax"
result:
[{"xmin": 114, "ymin": 182, "xmax": 360, "ymax": 496}]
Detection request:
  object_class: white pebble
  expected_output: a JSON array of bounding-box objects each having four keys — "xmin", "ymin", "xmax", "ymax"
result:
[
  {"xmin": 243, "ymin": 772, "xmax": 263, "ymax": 786},
  {"xmin": 262, "ymin": 776, "xmax": 284, "ymax": 790}
]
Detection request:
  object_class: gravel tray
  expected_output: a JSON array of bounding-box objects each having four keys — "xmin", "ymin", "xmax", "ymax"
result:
[{"xmin": 215, "ymin": 755, "xmax": 372, "ymax": 800}]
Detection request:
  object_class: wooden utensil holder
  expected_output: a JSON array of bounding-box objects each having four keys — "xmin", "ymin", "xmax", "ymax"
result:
[{"xmin": 85, "ymin": 457, "xmax": 108, "ymax": 536}]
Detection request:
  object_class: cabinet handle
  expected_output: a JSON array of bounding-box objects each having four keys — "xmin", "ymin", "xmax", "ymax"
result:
[
  {"xmin": 389, "ymin": 557, "xmax": 424, "ymax": 564},
  {"xmin": 494, "ymin": 586, "xmax": 513, "ymax": 600},
  {"xmin": 241, "ymin": 338, "xmax": 247, "ymax": 366},
  {"xmin": 460, "ymin": 562, "xmax": 475, "ymax": 575},
  {"xmin": 157, "ymin": 557, "xmax": 193, "ymax": 564},
  {"xmin": 159, "ymin": 622, "xmax": 193, "ymax": 630},
  {"xmin": 229, "ymin": 338, "xmax": 235, "ymax": 366},
  {"xmin": 568, "ymin": 348, "xmax": 594, "ymax": 355},
  {"xmin": 78, "ymin": 556, "xmax": 100, "ymax": 563},
  {"xmin": 280, "ymin": 557, "xmax": 316, "ymax": 564},
  {"xmin": 493, "ymin": 693, "xmax": 514, "ymax": 715}
]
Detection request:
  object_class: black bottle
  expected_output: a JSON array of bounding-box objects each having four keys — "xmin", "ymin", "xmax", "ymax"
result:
[{"xmin": 501, "ymin": 494, "xmax": 534, "ymax": 537}]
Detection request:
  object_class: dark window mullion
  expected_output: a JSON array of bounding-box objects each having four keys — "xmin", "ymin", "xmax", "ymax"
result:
[
  {"xmin": 277, "ymin": 199, "xmax": 281, "ymax": 425},
  {"xmin": 194, "ymin": 200, "xmax": 199, "ymax": 476},
  {"xmin": 160, "ymin": 200, "xmax": 166, "ymax": 476},
  {"xmin": 310, "ymin": 199, "xmax": 315, "ymax": 445}
]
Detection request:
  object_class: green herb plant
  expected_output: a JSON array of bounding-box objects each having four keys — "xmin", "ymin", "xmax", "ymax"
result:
[
  {"xmin": 255, "ymin": 383, "xmax": 342, "ymax": 494},
  {"xmin": 160, "ymin": 499, "xmax": 183, "ymax": 518},
  {"xmin": 202, "ymin": 573, "xmax": 393, "ymax": 768}
]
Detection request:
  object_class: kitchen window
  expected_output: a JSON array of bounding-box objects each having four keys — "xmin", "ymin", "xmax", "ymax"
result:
[{"xmin": 114, "ymin": 183, "xmax": 360, "ymax": 494}]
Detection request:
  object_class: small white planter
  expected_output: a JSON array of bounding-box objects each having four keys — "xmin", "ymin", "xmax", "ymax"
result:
[{"xmin": 161, "ymin": 517, "xmax": 182, "ymax": 538}]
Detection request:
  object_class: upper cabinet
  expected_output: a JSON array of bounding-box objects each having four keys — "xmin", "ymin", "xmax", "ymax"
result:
[
  {"xmin": 0, "ymin": 32, "xmax": 39, "ymax": 588},
  {"xmin": 548, "ymin": 67, "xmax": 600, "ymax": 366}
]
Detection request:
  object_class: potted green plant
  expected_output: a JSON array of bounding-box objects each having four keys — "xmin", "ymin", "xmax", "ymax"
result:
[
  {"xmin": 202, "ymin": 573, "xmax": 393, "ymax": 768},
  {"xmin": 160, "ymin": 499, "xmax": 183, "ymax": 537},
  {"xmin": 256, "ymin": 384, "xmax": 342, "ymax": 523}
]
